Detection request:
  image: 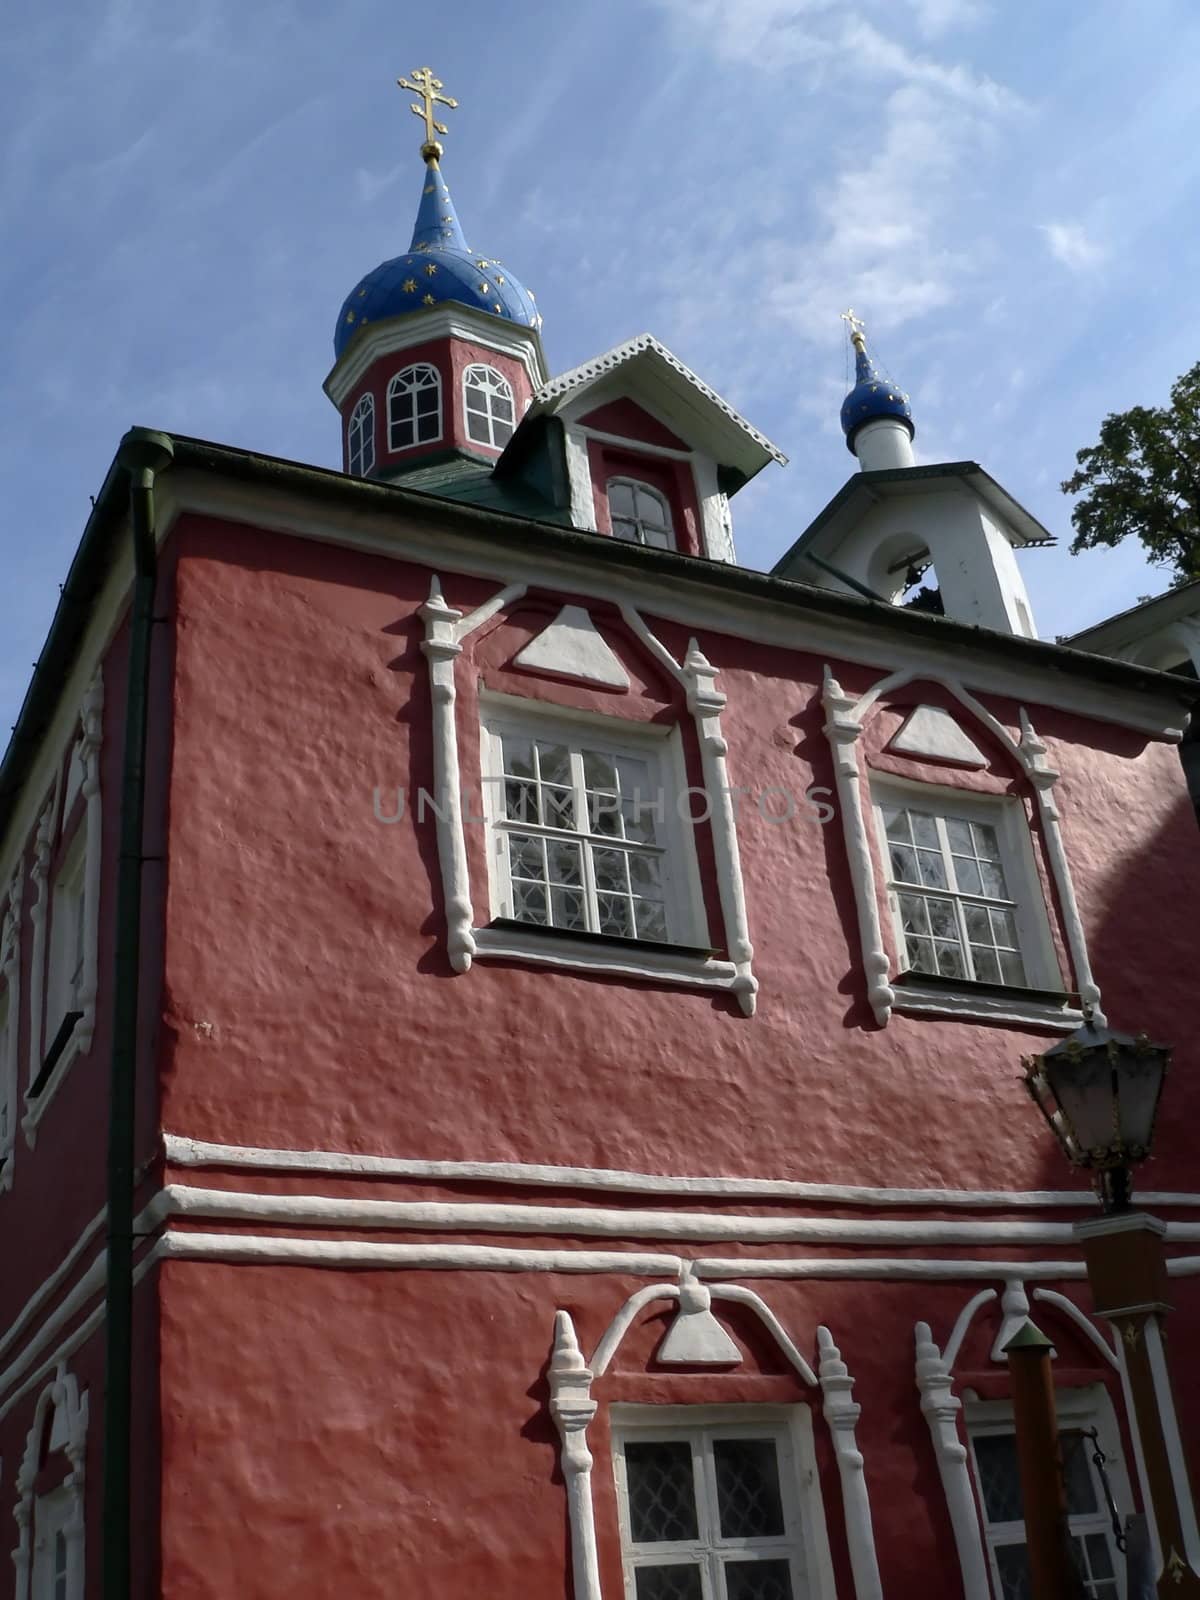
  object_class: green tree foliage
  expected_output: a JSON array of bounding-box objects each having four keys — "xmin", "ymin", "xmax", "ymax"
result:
[{"xmin": 1063, "ymin": 361, "xmax": 1200, "ymax": 583}]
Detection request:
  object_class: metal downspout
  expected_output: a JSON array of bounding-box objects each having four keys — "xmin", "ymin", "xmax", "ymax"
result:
[{"xmin": 103, "ymin": 428, "xmax": 173, "ymax": 1600}]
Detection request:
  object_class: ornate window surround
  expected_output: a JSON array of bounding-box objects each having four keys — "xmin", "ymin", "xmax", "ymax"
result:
[
  {"xmin": 548, "ymin": 1272, "xmax": 881, "ymax": 1600},
  {"xmin": 11, "ymin": 1363, "xmax": 87, "ymax": 1600},
  {"xmin": 821, "ymin": 666, "xmax": 1102, "ymax": 1031},
  {"xmin": 419, "ymin": 576, "xmax": 758, "ymax": 1013},
  {"xmin": 23, "ymin": 672, "xmax": 103, "ymax": 1146},
  {"xmin": 913, "ymin": 1280, "xmax": 1142, "ymax": 1600}
]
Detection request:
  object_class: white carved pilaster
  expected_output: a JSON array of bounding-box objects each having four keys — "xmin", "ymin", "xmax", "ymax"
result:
[
  {"xmin": 1018, "ymin": 711, "xmax": 1105, "ymax": 1023},
  {"xmin": 419, "ymin": 578, "xmax": 475, "ymax": 973},
  {"xmin": 681, "ymin": 640, "xmax": 756, "ymax": 1015},
  {"xmin": 25, "ymin": 799, "xmax": 55, "ymax": 1094},
  {"xmin": 822, "ymin": 669, "xmax": 894, "ymax": 1024},
  {"xmin": 816, "ymin": 1326, "xmax": 883, "ymax": 1600},
  {"xmin": 1, "ymin": 867, "xmax": 24, "ymax": 1189},
  {"xmin": 548, "ymin": 1312, "xmax": 602, "ymax": 1600},
  {"xmin": 74, "ymin": 671, "xmax": 103, "ymax": 1056},
  {"xmin": 914, "ymin": 1321, "xmax": 991, "ymax": 1600}
]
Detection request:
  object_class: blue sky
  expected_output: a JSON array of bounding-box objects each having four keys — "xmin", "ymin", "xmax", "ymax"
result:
[{"xmin": 3, "ymin": 0, "xmax": 1199, "ymax": 731}]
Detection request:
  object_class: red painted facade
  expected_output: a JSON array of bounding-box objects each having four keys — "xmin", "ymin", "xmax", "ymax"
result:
[{"xmin": 3, "ymin": 459, "xmax": 1200, "ymax": 1599}]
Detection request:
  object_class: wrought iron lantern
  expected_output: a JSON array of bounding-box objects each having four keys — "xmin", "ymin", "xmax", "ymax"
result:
[{"xmin": 1023, "ymin": 1020, "xmax": 1170, "ymax": 1212}]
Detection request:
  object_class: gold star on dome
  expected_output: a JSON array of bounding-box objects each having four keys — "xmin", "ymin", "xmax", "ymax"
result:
[
  {"xmin": 496, "ymin": 275, "xmax": 505, "ymax": 286},
  {"xmin": 476, "ymin": 259, "xmax": 488, "ymax": 268},
  {"xmin": 424, "ymin": 184, "xmax": 435, "ymax": 195},
  {"xmin": 477, "ymin": 282, "xmax": 489, "ymax": 294},
  {"xmin": 424, "ymin": 263, "xmax": 437, "ymax": 275},
  {"xmin": 358, "ymin": 288, "xmax": 367, "ymax": 297},
  {"xmin": 423, "ymin": 293, "xmax": 436, "ymax": 306},
  {"xmin": 402, "ymin": 278, "xmax": 418, "ymax": 293},
  {"xmin": 494, "ymin": 303, "xmax": 502, "ymax": 313},
  {"xmin": 415, "ymin": 241, "xmax": 430, "ymax": 251},
  {"xmin": 528, "ymin": 290, "xmax": 536, "ymax": 300},
  {"xmin": 345, "ymin": 311, "xmax": 355, "ymax": 324}
]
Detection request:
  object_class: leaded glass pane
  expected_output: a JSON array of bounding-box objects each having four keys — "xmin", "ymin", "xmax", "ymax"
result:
[
  {"xmin": 974, "ymin": 1434, "xmax": 1023, "ymax": 1523},
  {"xmin": 917, "ymin": 849, "xmax": 948, "ymax": 888},
  {"xmin": 724, "ymin": 1560, "xmax": 794, "ymax": 1600},
  {"xmin": 954, "ymin": 856, "xmax": 984, "ymax": 895},
  {"xmin": 910, "ymin": 812, "xmax": 938, "ymax": 847},
  {"xmin": 634, "ymin": 1566, "xmax": 703, "ymax": 1600},
  {"xmin": 972, "ymin": 947, "xmax": 1002, "ymax": 983},
  {"xmin": 713, "ymin": 1438, "xmax": 785, "ymax": 1538},
  {"xmin": 945, "ymin": 818, "xmax": 974, "ymax": 854},
  {"xmin": 935, "ymin": 940, "xmax": 965, "ymax": 977},
  {"xmin": 972, "ymin": 821, "xmax": 1003, "ymax": 861},
  {"xmin": 550, "ymin": 888, "xmax": 587, "ymax": 929},
  {"xmin": 980, "ymin": 860, "xmax": 1007, "ymax": 897},
  {"xmin": 512, "ymin": 880, "xmax": 547, "ymax": 924},
  {"xmin": 635, "ymin": 900, "xmax": 669, "ymax": 941},
  {"xmin": 999, "ymin": 949, "xmax": 1027, "ymax": 986},
  {"xmin": 889, "ymin": 844, "xmax": 918, "ymax": 882},
  {"xmin": 547, "ymin": 840, "xmax": 583, "ymax": 885},
  {"xmin": 625, "ymin": 1441, "xmax": 699, "ymax": 1543},
  {"xmin": 597, "ymin": 893, "xmax": 634, "ymax": 936},
  {"xmin": 927, "ymin": 898, "xmax": 958, "ymax": 939},
  {"xmin": 610, "ymin": 482, "xmax": 637, "ymax": 517},
  {"xmin": 593, "ymin": 848, "xmax": 629, "ymax": 893},
  {"xmin": 629, "ymin": 853, "xmax": 663, "ymax": 895},
  {"xmin": 899, "ymin": 893, "xmax": 931, "ymax": 937},
  {"xmin": 993, "ymin": 1542, "xmax": 1032, "ymax": 1600}
]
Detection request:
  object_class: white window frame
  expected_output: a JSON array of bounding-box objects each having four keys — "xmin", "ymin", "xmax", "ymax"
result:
[
  {"xmin": 387, "ymin": 362, "xmax": 442, "ymax": 452},
  {"xmin": 31, "ymin": 1485, "xmax": 73, "ymax": 1600},
  {"xmin": 347, "ymin": 392, "xmax": 375, "ymax": 476},
  {"xmin": 611, "ymin": 1405, "xmax": 835, "ymax": 1600},
  {"xmin": 608, "ymin": 477, "xmax": 675, "ymax": 550},
  {"xmin": 479, "ymin": 696, "xmax": 708, "ymax": 952},
  {"xmin": 872, "ymin": 777, "xmax": 1062, "ymax": 1001},
  {"xmin": 965, "ymin": 1386, "xmax": 1130, "ymax": 1600},
  {"xmin": 45, "ymin": 830, "xmax": 86, "ymax": 1048},
  {"xmin": 463, "ymin": 363, "xmax": 515, "ymax": 450}
]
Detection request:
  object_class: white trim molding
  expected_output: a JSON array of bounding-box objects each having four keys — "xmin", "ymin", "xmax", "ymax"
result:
[
  {"xmin": 25, "ymin": 797, "xmax": 55, "ymax": 1093},
  {"xmin": 12, "ymin": 1363, "xmax": 87, "ymax": 1600},
  {"xmin": 822, "ymin": 665, "xmax": 1105, "ymax": 1028},
  {"xmin": 419, "ymin": 578, "xmax": 475, "ymax": 973},
  {"xmin": 817, "ymin": 1326, "xmax": 883, "ymax": 1600},
  {"xmin": 549, "ymin": 1312, "xmax": 602, "ymax": 1600},
  {"xmin": 0, "ymin": 866, "xmax": 24, "ymax": 1191}
]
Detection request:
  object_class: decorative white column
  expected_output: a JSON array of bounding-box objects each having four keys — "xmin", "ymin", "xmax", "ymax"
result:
[
  {"xmin": 419, "ymin": 578, "xmax": 476, "ymax": 973},
  {"xmin": 682, "ymin": 640, "xmax": 757, "ymax": 1015},
  {"xmin": 75, "ymin": 671, "xmax": 104, "ymax": 1056},
  {"xmin": 816, "ymin": 1326, "xmax": 883, "ymax": 1600},
  {"xmin": 549, "ymin": 1311, "xmax": 602, "ymax": 1600},
  {"xmin": 1018, "ymin": 712, "xmax": 1104, "ymax": 1024},
  {"xmin": 822, "ymin": 669, "xmax": 893, "ymax": 1024},
  {"xmin": 26, "ymin": 798, "xmax": 55, "ymax": 1085},
  {"xmin": 914, "ymin": 1322, "xmax": 991, "ymax": 1600}
]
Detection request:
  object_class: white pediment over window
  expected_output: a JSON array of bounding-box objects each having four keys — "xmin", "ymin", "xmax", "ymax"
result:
[
  {"xmin": 888, "ymin": 705, "xmax": 987, "ymax": 767},
  {"xmin": 513, "ymin": 605, "xmax": 631, "ymax": 689}
]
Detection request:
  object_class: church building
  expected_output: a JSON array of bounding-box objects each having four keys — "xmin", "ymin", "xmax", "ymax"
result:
[{"xmin": 1, "ymin": 67, "xmax": 1199, "ymax": 1600}]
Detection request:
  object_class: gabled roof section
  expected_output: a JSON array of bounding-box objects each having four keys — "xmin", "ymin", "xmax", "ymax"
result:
[
  {"xmin": 771, "ymin": 461, "xmax": 1055, "ymax": 578},
  {"xmin": 1067, "ymin": 578, "xmax": 1200, "ymax": 655},
  {"xmin": 515, "ymin": 333, "xmax": 787, "ymax": 487}
]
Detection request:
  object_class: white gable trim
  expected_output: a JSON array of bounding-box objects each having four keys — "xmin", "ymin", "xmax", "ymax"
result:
[
  {"xmin": 513, "ymin": 605, "xmax": 631, "ymax": 688},
  {"xmin": 888, "ymin": 705, "xmax": 987, "ymax": 767}
]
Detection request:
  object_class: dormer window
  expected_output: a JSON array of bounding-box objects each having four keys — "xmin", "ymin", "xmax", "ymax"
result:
[
  {"xmin": 347, "ymin": 394, "xmax": 375, "ymax": 477},
  {"xmin": 464, "ymin": 365, "xmax": 515, "ymax": 449},
  {"xmin": 388, "ymin": 363, "xmax": 442, "ymax": 451},
  {"xmin": 609, "ymin": 478, "xmax": 674, "ymax": 550}
]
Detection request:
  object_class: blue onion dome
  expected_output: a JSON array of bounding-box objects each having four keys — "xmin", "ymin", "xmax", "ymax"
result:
[
  {"xmin": 839, "ymin": 332, "xmax": 914, "ymax": 453},
  {"xmin": 334, "ymin": 158, "xmax": 541, "ymax": 358}
]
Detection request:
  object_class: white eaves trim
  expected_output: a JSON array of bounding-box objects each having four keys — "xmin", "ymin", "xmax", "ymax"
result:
[{"xmin": 525, "ymin": 334, "xmax": 787, "ymax": 475}]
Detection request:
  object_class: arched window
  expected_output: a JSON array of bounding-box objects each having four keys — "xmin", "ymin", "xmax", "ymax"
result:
[
  {"xmin": 608, "ymin": 479, "xmax": 674, "ymax": 550},
  {"xmin": 388, "ymin": 364, "xmax": 442, "ymax": 451},
  {"xmin": 463, "ymin": 365, "xmax": 515, "ymax": 449},
  {"xmin": 347, "ymin": 393, "xmax": 375, "ymax": 477}
]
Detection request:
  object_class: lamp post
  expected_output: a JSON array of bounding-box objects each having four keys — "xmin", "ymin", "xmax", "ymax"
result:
[{"xmin": 1024, "ymin": 1020, "xmax": 1200, "ymax": 1595}]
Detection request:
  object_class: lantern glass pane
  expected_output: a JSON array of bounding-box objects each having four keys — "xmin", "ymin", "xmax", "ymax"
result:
[
  {"xmin": 1044, "ymin": 1049, "xmax": 1116, "ymax": 1161},
  {"xmin": 1116, "ymin": 1049, "xmax": 1166, "ymax": 1157}
]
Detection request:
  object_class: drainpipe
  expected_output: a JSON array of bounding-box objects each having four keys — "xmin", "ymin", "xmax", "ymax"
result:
[{"xmin": 104, "ymin": 428, "xmax": 174, "ymax": 1600}]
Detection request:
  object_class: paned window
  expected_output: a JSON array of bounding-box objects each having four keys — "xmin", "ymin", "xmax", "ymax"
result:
[
  {"xmin": 388, "ymin": 363, "xmax": 442, "ymax": 450},
  {"xmin": 615, "ymin": 1422, "xmax": 810, "ymax": 1600},
  {"xmin": 348, "ymin": 393, "xmax": 375, "ymax": 477},
  {"xmin": 879, "ymin": 800, "xmax": 1030, "ymax": 986},
  {"xmin": 970, "ymin": 1428, "xmax": 1119, "ymax": 1600},
  {"xmin": 463, "ymin": 364, "xmax": 515, "ymax": 449},
  {"xmin": 46, "ymin": 835, "xmax": 86, "ymax": 1044},
  {"xmin": 609, "ymin": 479, "xmax": 675, "ymax": 550},
  {"xmin": 490, "ymin": 731, "xmax": 670, "ymax": 941},
  {"xmin": 31, "ymin": 1486, "xmax": 75, "ymax": 1600}
]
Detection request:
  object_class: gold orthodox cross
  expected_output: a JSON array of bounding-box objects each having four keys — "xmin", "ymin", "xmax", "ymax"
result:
[
  {"xmin": 841, "ymin": 308, "xmax": 867, "ymax": 351},
  {"xmin": 398, "ymin": 66, "xmax": 458, "ymax": 154}
]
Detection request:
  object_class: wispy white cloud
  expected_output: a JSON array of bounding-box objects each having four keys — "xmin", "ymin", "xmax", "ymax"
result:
[{"xmin": 1039, "ymin": 220, "xmax": 1107, "ymax": 271}]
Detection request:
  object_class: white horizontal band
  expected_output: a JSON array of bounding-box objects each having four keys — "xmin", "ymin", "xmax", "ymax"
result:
[{"xmin": 162, "ymin": 1134, "xmax": 1200, "ymax": 1213}]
